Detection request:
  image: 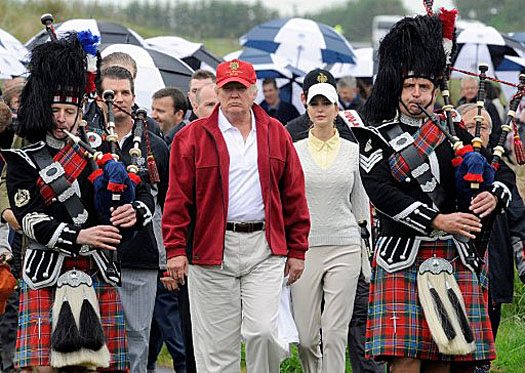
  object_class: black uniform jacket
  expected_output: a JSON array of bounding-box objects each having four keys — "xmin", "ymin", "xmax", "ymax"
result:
[
  {"xmin": 353, "ymin": 113, "xmax": 515, "ymax": 272},
  {"xmin": 3, "ymin": 137, "xmax": 155, "ymax": 287}
]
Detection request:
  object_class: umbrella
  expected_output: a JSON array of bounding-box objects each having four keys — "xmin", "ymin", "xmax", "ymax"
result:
[
  {"xmin": 26, "ymin": 19, "xmax": 146, "ymax": 50},
  {"xmin": 224, "ymin": 48, "xmax": 304, "ymax": 79},
  {"xmin": 508, "ymin": 32, "xmax": 525, "ymax": 46},
  {"xmin": 240, "ymin": 18, "xmax": 356, "ymax": 72},
  {"xmin": 329, "ymin": 47, "xmax": 375, "ymax": 79},
  {"xmin": 146, "ymin": 36, "xmax": 222, "ymax": 72},
  {"xmin": 0, "ymin": 28, "xmax": 28, "ymax": 78},
  {"xmin": 100, "ymin": 44, "xmax": 194, "ymax": 110},
  {"xmin": 495, "ymin": 55, "xmax": 525, "ymax": 101},
  {"xmin": 451, "ymin": 25, "xmax": 525, "ymax": 78}
]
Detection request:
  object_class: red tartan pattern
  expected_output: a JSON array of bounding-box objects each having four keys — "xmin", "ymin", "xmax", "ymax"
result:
[
  {"xmin": 389, "ymin": 120, "xmax": 446, "ymax": 182},
  {"xmin": 36, "ymin": 143, "xmax": 87, "ymax": 205},
  {"xmin": 15, "ymin": 258, "xmax": 128, "ymax": 371},
  {"xmin": 366, "ymin": 239, "xmax": 496, "ymax": 363}
]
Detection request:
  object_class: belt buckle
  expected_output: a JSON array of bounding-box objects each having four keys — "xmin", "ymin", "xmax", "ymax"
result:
[{"xmin": 39, "ymin": 162, "xmax": 65, "ymax": 184}]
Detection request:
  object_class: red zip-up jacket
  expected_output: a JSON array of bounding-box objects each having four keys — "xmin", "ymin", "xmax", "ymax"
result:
[{"xmin": 162, "ymin": 104, "xmax": 310, "ymax": 265}]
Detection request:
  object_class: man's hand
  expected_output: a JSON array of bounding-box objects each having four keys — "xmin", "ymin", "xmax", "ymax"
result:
[
  {"xmin": 284, "ymin": 257, "xmax": 304, "ymax": 285},
  {"xmin": 432, "ymin": 213, "xmax": 481, "ymax": 240},
  {"xmin": 160, "ymin": 276, "xmax": 179, "ymax": 291},
  {"xmin": 77, "ymin": 225, "xmax": 122, "ymax": 251},
  {"xmin": 167, "ymin": 256, "xmax": 189, "ymax": 286},
  {"xmin": 2, "ymin": 209, "xmax": 20, "ymax": 231},
  {"xmin": 110, "ymin": 204, "xmax": 137, "ymax": 228},
  {"xmin": 470, "ymin": 191, "xmax": 497, "ymax": 218}
]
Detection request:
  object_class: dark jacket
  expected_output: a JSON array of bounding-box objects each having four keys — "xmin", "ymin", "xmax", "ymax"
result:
[
  {"xmin": 164, "ymin": 121, "xmax": 187, "ymax": 147},
  {"xmin": 339, "ymin": 95, "xmax": 365, "ymax": 111},
  {"xmin": 285, "ymin": 113, "xmax": 357, "ymax": 143},
  {"xmin": 83, "ymin": 101, "xmax": 162, "ymax": 137},
  {"xmin": 116, "ymin": 126, "xmax": 169, "ymax": 269},
  {"xmin": 489, "ymin": 184, "xmax": 525, "ymax": 303},
  {"xmin": 162, "ymin": 104, "xmax": 310, "ymax": 265},
  {"xmin": 260, "ymin": 100, "xmax": 300, "ymax": 125}
]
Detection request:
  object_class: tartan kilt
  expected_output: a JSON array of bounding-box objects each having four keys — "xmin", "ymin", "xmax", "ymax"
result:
[
  {"xmin": 366, "ymin": 238, "xmax": 496, "ymax": 363},
  {"xmin": 15, "ymin": 257, "xmax": 128, "ymax": 371}
]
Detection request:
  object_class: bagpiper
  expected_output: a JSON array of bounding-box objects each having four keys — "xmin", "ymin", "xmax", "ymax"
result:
[
  {"xmin": 1, "ymin": 32, "xmax": 154, "ymax": 371},
  {"xmin": 352, "ymin": 9, "xmax": 515, "ymax": 372}
]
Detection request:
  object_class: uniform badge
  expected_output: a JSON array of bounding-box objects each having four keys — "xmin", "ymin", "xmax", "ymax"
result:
[
  {"xmin": 364, "ymin": 138, "xmax": 373, "ymax": 152},
  {"xmin": 317, "ymin": 73, "xmax": 328, "ymax": 83},
  {"xmin": 86, "ymin": 131, "xmax": 102, "ymax": 149},
  {"xmin": 14, "ymin": 189, "xmax": 30, "ymax": 207}
]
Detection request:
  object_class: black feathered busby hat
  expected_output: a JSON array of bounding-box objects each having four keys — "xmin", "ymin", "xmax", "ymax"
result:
[
  {"xmin": 17, "ymin": 33, "xmax": 87, "ymax": 143},
  {"xmin": 362, "ymin": 14, "xmax": 451, "ymax": 125}
]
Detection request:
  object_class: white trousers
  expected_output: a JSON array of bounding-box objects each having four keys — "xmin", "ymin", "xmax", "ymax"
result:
[
  {"xmin": 291, "ymin": 244, "xmax": 361, "ymax": 373},
  {"xmin": 188, "ymin": 230, "xmax": 286, "ymax": 373}
]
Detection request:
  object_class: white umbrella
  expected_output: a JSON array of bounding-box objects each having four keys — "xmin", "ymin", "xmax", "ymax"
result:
[
  {"xmin": 0, "ymin": 28, "xmax": 28, "ymax": 78},
  {"xmin": 100, "ymin": 44, "xmax": 194, "ymax": 110},
  {"xmin": 329, "ymin": 47, "xmax": 374, "ymax": 78}
]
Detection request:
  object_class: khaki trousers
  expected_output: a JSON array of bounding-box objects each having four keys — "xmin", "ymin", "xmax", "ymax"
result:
[
  {"xmin": 291, "ymin": 244, "xmax": 361, "ymax": 373},
  {"xmin": 188, "ymin": 230, "xmax": 286, "ymax": 373}
]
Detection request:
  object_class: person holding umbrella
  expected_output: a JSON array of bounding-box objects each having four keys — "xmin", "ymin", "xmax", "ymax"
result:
[{"xmin": 290, "ymin": 79, "xmax": 370, "ymax": 372}]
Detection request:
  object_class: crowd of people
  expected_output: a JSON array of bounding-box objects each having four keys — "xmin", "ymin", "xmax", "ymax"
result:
[{"xmin": 0, "ymin": 9, "xmax": 524, "ymax": 373}]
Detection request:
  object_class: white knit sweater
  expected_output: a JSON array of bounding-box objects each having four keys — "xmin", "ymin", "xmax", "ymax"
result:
[{"xmin": 295, "ymin": 138, "xmax": 370, "ymax": 248}]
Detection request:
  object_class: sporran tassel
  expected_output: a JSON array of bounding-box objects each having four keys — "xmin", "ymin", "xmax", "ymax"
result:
[
  {"xmin": 429, "ymin": 286, "xmax": 456, "ymax": 340},
  {"xmin": 446, "ymin": 281, "xmax": 474, "ymax": 343},
  {"xmin": 79, "ymin": 298, "xmax": 105, "ymax": 350},
  {"xmin": 51, "ymin": 298, "xmax": 83, "ymax": 352}
]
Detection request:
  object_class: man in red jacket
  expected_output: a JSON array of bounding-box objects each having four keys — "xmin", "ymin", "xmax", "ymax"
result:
[{"xmin": 162, "ymin": 60, "xmax": 310, "ymax": 372}]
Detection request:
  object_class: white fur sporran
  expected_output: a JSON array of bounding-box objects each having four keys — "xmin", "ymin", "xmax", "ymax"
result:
[
  {"xmin": 50, "ymin": 269, "xmax": 110, "ymax": 368},
  {"xmin": 417, "ymin": 257, "xmax": 476, "ymax": 355}
]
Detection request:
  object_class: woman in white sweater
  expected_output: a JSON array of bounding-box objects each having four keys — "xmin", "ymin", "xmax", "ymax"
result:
[{"xmin": 291, "ymin": 81, "xmax": 371, "ymax": 373}]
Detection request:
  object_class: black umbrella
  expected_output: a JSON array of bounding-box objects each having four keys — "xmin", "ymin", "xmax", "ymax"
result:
[{"xmin": 26, "ymin": 19, "xmax": 146, "ymax": 50}]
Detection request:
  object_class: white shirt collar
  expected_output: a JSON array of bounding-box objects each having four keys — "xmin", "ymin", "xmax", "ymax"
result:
[
  {"xmin": 118, "ymin": 129, "xmax": 133, "ymax": 148},
  {"xmin": 218, "ymin": 108, "xmax": 256, "ymax": 134}
]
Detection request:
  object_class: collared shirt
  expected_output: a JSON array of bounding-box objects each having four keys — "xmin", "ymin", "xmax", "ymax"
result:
[
  {"xmin": 118, "ymin": 129, "xmax": 133, "ymax": 149},
  {"xmin": 307, "ymin": 128, "xmax": 341, "ymax": 169},
  {"xmin": 218, "ymin": 108, "xmax": 265, "ymax": 221}
]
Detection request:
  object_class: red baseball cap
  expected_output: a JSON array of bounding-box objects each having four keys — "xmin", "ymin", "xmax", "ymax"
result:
[{"xmin": 216, "ymin": 59, "xmax": 257, "ymax": 88}]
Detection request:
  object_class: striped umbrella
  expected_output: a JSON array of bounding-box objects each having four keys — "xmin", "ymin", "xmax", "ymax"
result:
[{"xmin": 240, "ymin": 18, "xmax": 356, "ymax": 72}]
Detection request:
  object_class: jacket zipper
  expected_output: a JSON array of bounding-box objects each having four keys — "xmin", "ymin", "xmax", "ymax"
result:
[{"xmin": 203, "ymin": 126, "xmax": 227, "ymax": 266}]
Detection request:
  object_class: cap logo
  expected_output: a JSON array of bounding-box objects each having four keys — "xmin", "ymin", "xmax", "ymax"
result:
[
  {"xmin": 317, "ymin": 73, "xmax": 328, "ymax": 83},
  {"xmin": 227, "ymin": 60, "xmax": 243, "ymax": 77}
]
